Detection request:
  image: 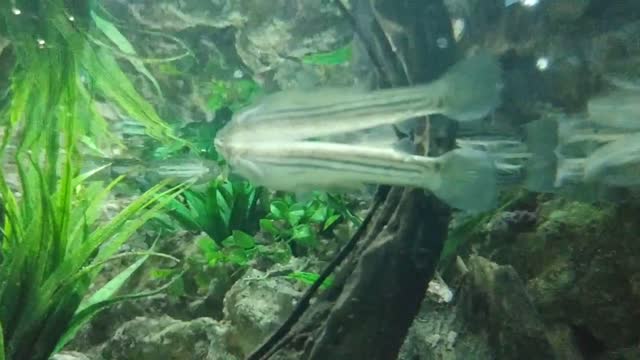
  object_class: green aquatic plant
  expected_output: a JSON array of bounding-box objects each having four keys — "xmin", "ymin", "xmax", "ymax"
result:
[
  {"xmin": 302, "ymin": 44, "xmax": 353, "ymax": 66},
  {"xmin": 0, "ymin": 2, "xmax": 193, "ymax": 359},
  {"xmin": 197, "ymin": 230, "xmax": 259, "ymax": 267},
  {"xmin": 0, "ymin": 143, "xmax": 185, "ymax": 360},
  {"xmin": 287, "ymin": 271, "xmax": 334, "ymax": 290},
  {"xmin": 260, "ymin": 192, "xmax": 359, "ymax": 251},
  {"xmin": 0, "ymin": 0, "xmax": 185, "ymax": 154},
  {"xmin": 161, "ymin": 179, "xmax": 265, "ymax": 247}
]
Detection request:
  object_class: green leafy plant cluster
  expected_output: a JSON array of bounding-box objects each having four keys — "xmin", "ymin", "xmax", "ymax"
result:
[
  {"xmin": 159, "ymin": 187, "xmax": 361, "ymax": 289},
  {"xmin": 260, "ymin": 192, "xmax": 360, "ymax": 250},
  {"xmin": 161, "ymin": 179, "xmax": 265, "ymax": 247}
]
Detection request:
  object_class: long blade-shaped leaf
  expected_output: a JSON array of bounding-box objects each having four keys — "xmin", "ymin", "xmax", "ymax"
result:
[{"xmin": 91, "ymin": 12, "xmax": 163, "ymax": 98}]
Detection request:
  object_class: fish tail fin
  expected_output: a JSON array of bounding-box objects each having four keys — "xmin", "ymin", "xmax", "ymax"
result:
[
  {"xmin": 438, "ymin": 52, "xmax": 503, "ymax": 122},
  {"xmin": 431, "ymin": 148, "xmax": 498, "ymax": 213},
  {"xmin": 522, "ymin": 118, "xmax": 559, "ymax": 192}
]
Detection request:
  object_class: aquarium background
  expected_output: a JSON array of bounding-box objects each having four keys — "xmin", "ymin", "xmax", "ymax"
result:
[{"xmin": 1, "ymin": 0, "xmax": 639, "ymax": 359}]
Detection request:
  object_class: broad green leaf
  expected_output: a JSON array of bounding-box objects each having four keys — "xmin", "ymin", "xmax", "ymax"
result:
[
  {"xmin": 309, "ymin": 206, "xmax": 328, "ymax": 224},
  {"xmin": 292, "ymin": 224, "xmax": 315, "ymax": 246},
  {"xmin": 323, "ymin": 214, "xmax": 342, "ymax": 231},
  {"xmin": 259, "ymin": 219, "xmax": 278, "ymax": 236},
  {"xmin": 287, "ymin": 209, "xmax": 305, "ymax": 226},
  {"xmin": 269, "ymin": 201, "xmax": 288, "ymax": 219},
  {"xmin": 232, "ymin": 230, "xmax": 255, "ymax": 249},
  {"xmin": 221, "ymin": 235, "xmax": 236, "ymax": 248},
  {"xmin": 302, "ymin": 44, "xmax": 352, "ymax": 66},
  {"xmin": 226, "ymin": 248, "xmax": 250, "ymax": 266},
  {"xmin": 287, "ymin": 271, "xmax": 334, "ymax": 290}
]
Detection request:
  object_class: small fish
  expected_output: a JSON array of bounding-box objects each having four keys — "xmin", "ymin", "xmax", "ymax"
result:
[
  {"xmin": 217, "ymin": 52, "xmax": 502, "ymax": 144},
  {"xmin": 217, "ymin": 140, "xmax": 497, "ymax": 212},
  {"xmin": 144, "ymin": 156, "xmax": 222, "ymax": 186},
  {"xmin": 82, "ymin": 154, "xmax": 221, "ymax": 188}
]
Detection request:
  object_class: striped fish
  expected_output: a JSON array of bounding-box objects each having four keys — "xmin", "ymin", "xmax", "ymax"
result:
[
  {"xmin": 217, "ymin": 52, "xmax": 502, "ymax": 144},
  {"xmin": 219, "ymin": 141, "xmax": 497, "ymax": 212},
  {"xmin": 214, "ymin": 52, "xmax": 503, "ymax": 212}
]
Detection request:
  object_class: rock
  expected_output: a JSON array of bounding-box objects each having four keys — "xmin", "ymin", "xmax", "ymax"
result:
[
  {"xmin": 98, "ymin": 316, "xmax": 236, "ymax": 360},
  {"xmin": 105, "ymin": 0, "xmax": 248, "ymax": 31},
  {"xmin": 524, "ymin": 201, "xmax": 640, "ymax": 350},
  {"xmin": 223, "ymin": 267, "xmax": 303, "ymax": 356},
  {"xmin": 234, "ymin": 0, "xmax": 352, "ymax": 87},
  {"xmin": 50, "ymin": 352, "xmax": 93, "ymax": 360},
  {"xmin": 400, "ymin": 255, "xmax": 559, "ymax": 360},
  {"xmin": 449, "ymin": 199, "xmax": 640, "ymax": 356},
  {"xmin": 98, "ymin": 0, "xmax": 354, "ymax": 126}
]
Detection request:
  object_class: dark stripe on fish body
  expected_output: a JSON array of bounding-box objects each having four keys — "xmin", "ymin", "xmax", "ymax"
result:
[
  {"xmin": 259, "ymin": 86, "xmax": 426, "ymax": 117},
  {"xmin": 244, "ymin": 153, "xmax": 427, "ymax": 180},
  {"xmin": 253, "ymin": 88, "xmax": 430, "ymax": 122}
]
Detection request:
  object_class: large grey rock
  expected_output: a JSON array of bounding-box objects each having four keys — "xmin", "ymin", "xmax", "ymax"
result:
[
  {"xmin": 50, "ymin": 352, "xmax": 93, "ymax": 360},
  {"xmin": 108, "ymin": 0, "xmax": 248, "ymax": 30},
  {"xmin": 234, "ymin": 0, "xmax": 351, "ymax": 79},
  {"xmin": 99, "ymin": 315, "xmax": 236, "ymax": 360},
  {"xmin": 223, "ymin": 267, "xmax": 303, "ymax": 357},
  {"xmin": 400, "ymin": 256, "xmax": 560, "ymax": 360}
]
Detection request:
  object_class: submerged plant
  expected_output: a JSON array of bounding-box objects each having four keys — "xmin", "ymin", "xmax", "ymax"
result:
[
  {"xmin": 260, "ymin": 192, "xmax": 360, "ymax": 253},
  {"xmin": 0, "ymin": 0, "xmax": 187, "ymax": 154},
  {"xmin": 0, "ymin": 140, "xmax": 185, "ymax": 360},
  {"xmin": 0, "ymin": 2, "xmax": 192, "ymax": 359},
  {"xmin": 302, "ymin": 44, "xmax": 353, "ymax": 66},
  {"xmin": 160, "ymin": 179, "xmax": 265, "ymax": 247}
]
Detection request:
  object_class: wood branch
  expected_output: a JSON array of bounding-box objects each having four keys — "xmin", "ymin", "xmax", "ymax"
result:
[{"xmin": 250, "ymin": 1, "xmax": 459, "ymax": 359}]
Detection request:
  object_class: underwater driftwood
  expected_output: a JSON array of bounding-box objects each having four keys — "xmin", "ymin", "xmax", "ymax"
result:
[{"xmin": 248, "ymin": 0, "xmax": 458, "ymax": 358}]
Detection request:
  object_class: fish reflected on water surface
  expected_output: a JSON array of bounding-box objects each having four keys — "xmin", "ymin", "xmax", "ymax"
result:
[{"xmin": 523, "ymin": 85, "xmax": 640, "ymax": 194}]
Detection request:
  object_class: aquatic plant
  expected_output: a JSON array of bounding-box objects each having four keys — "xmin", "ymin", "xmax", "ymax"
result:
[
  {"xmin": 302, "ymin": 44, "xmax": 353, "ymax": 66},
  {"xmin": 287, "ymin": 271, "xmax": 334, "ymax": 290},
  {"xmin": 260, "ymin": 192, "xmax": 360, "ymax": 253},
  {"xmin": 161, "ymin": 179, "xmax": 265, "ymax": 247},
  {"xmin": 0, "ymin": 136, "xmax": 185, "ymax": 360},
  {"xmin": 0, "ymin": 0, "xmax": 186, "ymax": 155},
  {"xmin": 0, "ymin": 2, "xmax": 193, "ymax": 359}
]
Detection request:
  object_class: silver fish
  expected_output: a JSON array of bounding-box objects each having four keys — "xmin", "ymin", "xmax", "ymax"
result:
[
  {"xmin": 217, "ymin": 52, "xmax": 502, "ymax": 144},
  {"xmin": 214, "ymin": 53, "xmax": 503, "ymax": 212},
  {"xmin": 218, "ymin": 140, "xmax": 497, "ymax": 212},
  {"xmin": 78, "ymin": 154, "xmax": 221, "ymax": 187},
  {"xmin": 137, "ymin": 156, "xmax": 221, "ymax": 186}
]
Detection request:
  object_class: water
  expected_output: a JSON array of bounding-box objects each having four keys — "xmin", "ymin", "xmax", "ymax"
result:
[{"xmin": 1, "ymin": 1, "xmax": 639, "ymax": 359}]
